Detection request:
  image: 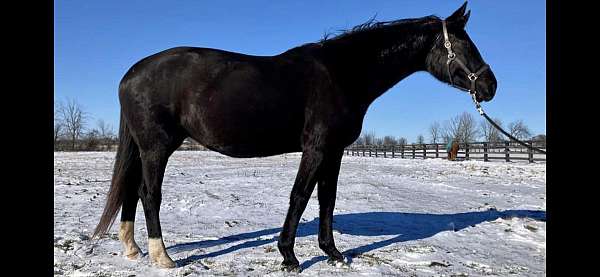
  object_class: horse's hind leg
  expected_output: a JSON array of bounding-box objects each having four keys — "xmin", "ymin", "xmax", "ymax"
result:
[
  {"xmin": 119, "ymin": 170, "xmax": 142, "ymax": 259},
  {"xmin": 129, "ymin": 117, "xmax": 185, "ymax": 268},
  {"xmin": 138, "ymin": 149, "xmax": 171, "ymax": 267},
  {"xmin": 137, "ymin": 140, "xmax": 182, "ymax": 268}
]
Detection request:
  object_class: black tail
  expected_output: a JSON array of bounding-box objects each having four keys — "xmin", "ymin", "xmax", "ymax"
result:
[{"xmin": 93, "ymin": 113, "xmax": 141, "ymax": 238}]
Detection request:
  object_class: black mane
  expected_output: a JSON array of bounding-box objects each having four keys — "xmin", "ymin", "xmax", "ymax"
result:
[{"xmin": 319, "ymin": 15, "xmax": 441, "ymax": 44}]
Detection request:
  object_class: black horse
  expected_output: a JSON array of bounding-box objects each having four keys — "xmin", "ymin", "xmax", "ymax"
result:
[{"xmin": 94, "ymin": 2, "xmax": 497, "ymax": 271}]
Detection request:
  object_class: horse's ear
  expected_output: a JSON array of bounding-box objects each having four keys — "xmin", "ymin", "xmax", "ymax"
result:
[
  {"xmin": 463, "ymin": 10, "xmax": 471, "ymax": 25},
  {"xmin": 446, "ymin": 2, "xmax": 469, "ymax": 29}
]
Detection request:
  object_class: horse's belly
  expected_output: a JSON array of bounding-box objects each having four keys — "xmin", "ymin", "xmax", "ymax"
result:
[
  {"xmin": 183, "ymin": 103, "xmax": 304, "ymax": 157},
  {"xmin": 178, "ymin": 59, "xmax": 307, "ymax": 157}
]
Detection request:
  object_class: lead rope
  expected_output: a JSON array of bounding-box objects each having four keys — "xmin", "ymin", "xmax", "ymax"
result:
[{"xmin": 469, "ymin": 92, "xmax": 547, "ymax": 154}]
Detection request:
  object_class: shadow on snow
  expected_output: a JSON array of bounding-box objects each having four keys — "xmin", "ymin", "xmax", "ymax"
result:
[{"xmin": 167, "ymin": 209, "xmax": 545, "ymax": 270}]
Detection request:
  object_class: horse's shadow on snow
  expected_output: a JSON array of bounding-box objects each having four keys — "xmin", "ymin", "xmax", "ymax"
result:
[{"xmin": 167, "ymin": 209, "xmax": 545, "ymax": 270}]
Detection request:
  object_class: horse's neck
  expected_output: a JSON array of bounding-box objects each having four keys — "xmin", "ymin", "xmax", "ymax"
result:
[{"xmin": 318, "ymin": 24, "xmax": 438, "ymax": 105}]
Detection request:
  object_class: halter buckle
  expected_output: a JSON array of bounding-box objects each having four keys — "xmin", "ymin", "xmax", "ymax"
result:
[
  {"xmin": 444, "ymin": 41, "xmax": 452, "ymax": 49},
  {"xmin": 468, "ymin": 73, "xmax": 477, "ymax": 81},
  {"xmin": 447, "ymin": 53, "xmax": 455, "ymax": 60}
]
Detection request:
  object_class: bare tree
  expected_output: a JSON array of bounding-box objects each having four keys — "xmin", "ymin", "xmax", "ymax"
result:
[
  {"xmin": 444, "ymin": 112, "xmax": 479, "ymax": 143},
  {"xmin": 397, "ymin": 137, "xmax": 407, "ymax": 146},
  {"xmin": 97, "ymin": 119, "xmax": 115, "ymax": 150},
  {"xmin": 57, "ymin": 99, "xmax": 88, "ymax": 150},
  {"xmin": 362, "ymin": 131, "xmax": 376, "ymax": 145},
  {"xmin": 443, "ymin": 117, "xmax": 460, "ymax": 142},
  {"xmin": 508, "ymin": 120, "xmax": 532, "ymax": 140},
  {"xmin": 54, "ymin": 104, "xmax": 64, "ymax": 149},
  {"xmin": 383, "ymin": 136, "xmax": 397, "ymax": 146},
  {"xmin": 429, "ymin": 121, "xmax": 442, "ymax": 143},
  {"xmin": 458, "ymin": 112, "xmax": 479, "ymax": 143},
  {"xmin": 83, "ymin": 129, "xmax": 101, "ymax": 151},
  {"xmin": 416, "ymin": 134, "xmax": 425, "ymax": 144},
  {"xmin": 480, "ymin": 117, "xmax": 504, "ymax": 143},
  {"xmin": 353, "ymin": 136, "xmax": 365, "ymax": 146},
  {"xmin": 97, "ymin": 119, "xmax": 114, "ymax": 138},
  {"xmin": 54, "ymin": 119, "xmax": 63, "ymax": 148},
  {"xmin": 442, "ymin": 135, "xmax": 451, "ymax": 144}
]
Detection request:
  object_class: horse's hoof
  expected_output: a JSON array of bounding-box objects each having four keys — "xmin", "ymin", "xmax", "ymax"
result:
[
  {"xmin": 152, "ymin": 255, "xmax": 176, "ymax": 268},
  {"xmin": 281, "ymin": 262, "xmax": 301, "ymax": 273},
  {"xmin": 124, "ymin": 249, "xmax": 141, "ymax": 260},
  {"xmin": 156, "ymin": 258, "xmax": 176, "ymax": 269},
  {"xmin": 327, "ymin": 256, "xmax": 349, "ymax": 268},
  {"xmin": 123, "ymin": 245, "xmax": 142, "ymax": 260}
]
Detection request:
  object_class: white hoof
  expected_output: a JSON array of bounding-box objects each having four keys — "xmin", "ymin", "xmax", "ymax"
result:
[
  {"xmin": 149, "ymin": 237, "xmax": 176, "ymax": 268},
  {"xmin": 124, "ymin": 244, "xmax": 142, "ymax": 260},
  {"xmin": 154, "ymin": 255, "xmax": 176, "ymax": 268}
]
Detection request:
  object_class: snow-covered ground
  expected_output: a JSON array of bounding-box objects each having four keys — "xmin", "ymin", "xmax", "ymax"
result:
[{"xmin": 54, "ymin": 151, "xmax": 546, "ymax": 276}]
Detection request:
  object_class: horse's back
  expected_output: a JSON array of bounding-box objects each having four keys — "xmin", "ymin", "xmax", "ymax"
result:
[{"xmin": 118, "ymin": 46, "xmax": 319, "ymax": 157}]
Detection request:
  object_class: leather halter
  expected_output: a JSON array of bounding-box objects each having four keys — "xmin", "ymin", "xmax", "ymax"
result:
[{"xmin": 442, "ymin": 20, "xmax": 490, "ymax": 95}]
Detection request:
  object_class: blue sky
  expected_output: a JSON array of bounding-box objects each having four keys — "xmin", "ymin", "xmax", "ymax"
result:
[{"xmin": 55, "ymin": 0, "xmax": 545, "ymax": 143}]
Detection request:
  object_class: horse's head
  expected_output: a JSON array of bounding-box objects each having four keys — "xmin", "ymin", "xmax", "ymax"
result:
[{"xmin": 426, "ymin": 2, "xmax": 497, "ymax": 102}]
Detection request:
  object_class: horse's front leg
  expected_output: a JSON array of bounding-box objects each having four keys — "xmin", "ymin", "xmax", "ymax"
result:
[
  {"xmin": 317, "ymin": 149, "xmax": 345, "ymax": 265},
  {"xmin": 277, "ymin": 147, "xmax": 324, "ymax": 272}
]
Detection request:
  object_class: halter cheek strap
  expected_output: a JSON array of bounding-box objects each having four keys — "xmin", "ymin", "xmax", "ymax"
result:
[{"xmin": 442, "ymin": 20, "xmax": 489, "ymax": 95}]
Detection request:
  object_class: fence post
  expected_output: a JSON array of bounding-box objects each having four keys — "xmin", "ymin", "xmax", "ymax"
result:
[
  {"xmin": 384, "ymin": 147, "xmax": 387, "ymax": 158},
  {"xmin": 423, "ymin": 144, "xmax": 427, "ymax": 159},
  {"xmin": 505, "ymin": 141, "xmax": 510, "ymax": 162},
  {"xmin": 412, "ymin": 145, "xmax": 416, "ymax": 159},
  {"xmin": 375, "ymin": 148, "xmax": 378, "ymax": 158},
  {"xmin": 528, "ymin": 140, "xmax": 534, "ymax": 163},
  {"xmin": 401, "ymin": 145, "xmax": 405, "ymax": 158},
  {"xmin": 465, "ymin": 143, "xmax": 470, "ymax": 160},
  {"xmin": 369, "ymin": 148, "xmax": 371, "ymax": 157},
  {"xmin": 483, "ymin": 142, "xmax": 488, "ymax": 162},
  {"xmin": 392, "ymin": 146, "xmax": 395, "ymax": 158},
  {"xmin": 435, "ymin": 144, "xmax": 439, "ymax": 158}
]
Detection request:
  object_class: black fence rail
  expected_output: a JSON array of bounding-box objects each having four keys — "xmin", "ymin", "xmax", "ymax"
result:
[
  {"xmin": 345, "ymin": 141, "xmax": 546, "ymax": 163},
  {"xmin": 55, "ymin": 139, "xmax": 546, "ymax": 163},
  {"xmin": 54, "ymin": 139, "xmax": 209, "ymax": 152}
]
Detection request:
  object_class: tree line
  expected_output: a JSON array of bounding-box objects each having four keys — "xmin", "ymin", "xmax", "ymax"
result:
[
  {"xmin": 353, "ymin": 112, "xmax": 545, "ymax": 146},
  {"xmin": 54, "ymin": 99, "xmax": 117, "ymax": 151},
  {"xmin": 54, "ymin": 101, "xmax": 544, "ymax": 151}
]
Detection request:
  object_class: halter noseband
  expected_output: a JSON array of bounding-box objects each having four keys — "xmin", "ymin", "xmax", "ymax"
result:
[{"xmin": 442, "ymin": 20, "xmax": 489, "ymax": 97}]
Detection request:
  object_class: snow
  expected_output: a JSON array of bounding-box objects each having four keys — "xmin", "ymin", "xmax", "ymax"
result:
[{"xmin": 54, "ymin": 151, "xmax": 546, "ymax": 276}]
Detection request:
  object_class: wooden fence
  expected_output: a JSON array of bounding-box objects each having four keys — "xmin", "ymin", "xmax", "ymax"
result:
[
  {"xmin": 55, "ymin": 139, "xmax": 546, "ymax": 163},
  {"xmin": 345, "ymin": 141, "xmax": 546, "ymax": 163},
  {"xmin": 54, "ymin": 139, "xmax": 208, "ymax": 152}
]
